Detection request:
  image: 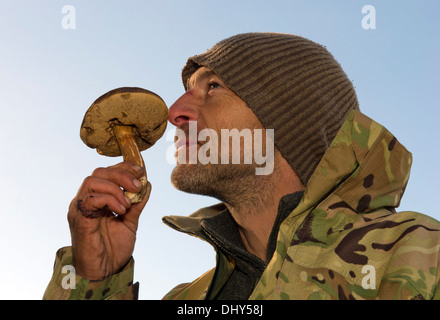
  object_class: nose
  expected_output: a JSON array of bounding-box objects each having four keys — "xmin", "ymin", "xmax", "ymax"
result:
[{"xmin": 168, "ymin": 90, "xmax": 200, "ymax": 127}]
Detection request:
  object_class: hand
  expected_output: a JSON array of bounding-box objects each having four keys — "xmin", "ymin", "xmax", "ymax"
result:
[{"xmin": 67, "ymin": 161, "xmax": 151, "ymax": 280}]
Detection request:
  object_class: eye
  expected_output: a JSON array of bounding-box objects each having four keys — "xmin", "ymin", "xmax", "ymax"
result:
[{"xmin": 208, "ymin": 82, "xmax": 222, "ymax": 90}]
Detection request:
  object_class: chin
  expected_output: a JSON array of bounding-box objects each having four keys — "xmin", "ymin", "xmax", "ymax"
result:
[
  {"xmin": 171, "ymin": 163, "xmax": 210, "ymax": 194},
  {"xmin": 171, "ymin": 162, "xmax": 258, "ymax": 204}
]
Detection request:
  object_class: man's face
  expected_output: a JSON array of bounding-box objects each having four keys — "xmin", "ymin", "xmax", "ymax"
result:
[{"xmin": 168, "ymin": 67, "xmax": 273, "ymax": 199}]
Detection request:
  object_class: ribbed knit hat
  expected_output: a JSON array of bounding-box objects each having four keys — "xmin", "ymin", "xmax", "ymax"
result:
[{"xmin": 181, "ymin": 32, "xmax": 359, "ymax": 185}]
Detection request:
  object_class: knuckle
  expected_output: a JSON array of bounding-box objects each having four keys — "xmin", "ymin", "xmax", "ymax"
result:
[
  {"xmin": 91, "ymin": 167, "xmax": 105, "ymax": 176},
  {"xmin": 82, "ymin": 175, "xmax": 95, "ymax": 185}
]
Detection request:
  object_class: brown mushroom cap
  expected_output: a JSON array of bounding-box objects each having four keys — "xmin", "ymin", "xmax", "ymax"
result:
[{"xmin": 80, "ymin": 87, "xmax": 168, "ymax": 157}]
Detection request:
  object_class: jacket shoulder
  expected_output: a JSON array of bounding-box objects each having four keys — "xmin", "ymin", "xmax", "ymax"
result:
[{"xmin": 269, "ymin": 209, "xmax": 440, "ymax": 300}]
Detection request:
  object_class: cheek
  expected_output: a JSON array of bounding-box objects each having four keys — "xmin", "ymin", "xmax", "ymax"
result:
[
  {"xmin": 226, "ymin": 102, "xmax": 256, "ymax": 125},
  {"xmin": 201, "ymin": 95, "xmax": 261, "ymax": 131}
]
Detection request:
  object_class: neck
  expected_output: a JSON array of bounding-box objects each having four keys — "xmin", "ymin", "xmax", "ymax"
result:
[{"xmin": 224, "ymin": 153, "xmax": 304, "ymax": 261}]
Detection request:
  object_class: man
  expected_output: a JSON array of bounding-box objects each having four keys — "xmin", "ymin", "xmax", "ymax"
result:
[{"xmin": 44, "ymin": 33, "xmax": 440, "ymax": 300}]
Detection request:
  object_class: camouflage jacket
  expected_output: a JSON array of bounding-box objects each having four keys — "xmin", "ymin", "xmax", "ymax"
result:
[{"xmin": 44, "ymin": 110, "xmax": 440, "ymax": 300}]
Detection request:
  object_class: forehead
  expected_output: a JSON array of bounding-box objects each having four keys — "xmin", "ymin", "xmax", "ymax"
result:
[{"xmin": 187, "ymin": 67, "xmax": 218, "ymax": 90}]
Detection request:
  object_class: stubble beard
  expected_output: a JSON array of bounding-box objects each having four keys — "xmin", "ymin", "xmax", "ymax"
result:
[{"xmin": 171, "ymin": 161, "xmax": 272, "ymax": 209}]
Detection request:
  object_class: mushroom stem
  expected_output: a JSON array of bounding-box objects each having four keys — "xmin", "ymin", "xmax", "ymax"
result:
[{"xmin": 112, "ymin": 125, "xmax": 147, "ymax": 204}]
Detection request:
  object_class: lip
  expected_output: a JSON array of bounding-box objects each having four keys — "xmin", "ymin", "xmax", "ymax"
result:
[{"xmin": 175, "ymin": 138, "xmax": 198, "ymax": 150}]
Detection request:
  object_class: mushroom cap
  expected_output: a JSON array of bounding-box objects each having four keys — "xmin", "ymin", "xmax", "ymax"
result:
[{"xmin": 80, "ymin": 87, "xmax": 168, "ymax": 157}]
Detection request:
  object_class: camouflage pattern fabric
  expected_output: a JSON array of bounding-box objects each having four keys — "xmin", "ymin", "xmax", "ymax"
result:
[
  {"xmin": 163, "ymin": 110, "xmax": 440, "ymax": 300},
  {"xmin": 43, "ymin": 246, "xmax": 138, "ymax": 300}
]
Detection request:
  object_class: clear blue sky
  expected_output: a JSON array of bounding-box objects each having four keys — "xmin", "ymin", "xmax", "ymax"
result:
[{"xmin": 0, "ymin": 0, "xmax": 438, "ymax": 299}]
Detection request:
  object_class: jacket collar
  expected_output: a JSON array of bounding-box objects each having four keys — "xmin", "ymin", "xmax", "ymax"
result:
[{"xmin": 162, "ymin": 192, "xmax": 304, "ymax": 264}]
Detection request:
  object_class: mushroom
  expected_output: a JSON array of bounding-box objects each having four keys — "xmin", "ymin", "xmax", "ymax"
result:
[{"xmin": 80, "ymin": 87, "xmax": 168, "ymax": 204}]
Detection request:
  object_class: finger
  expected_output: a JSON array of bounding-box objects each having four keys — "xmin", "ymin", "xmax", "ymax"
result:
[
  {"xmin": 91, "ymin": 166, "xmax": 145, "ymax": 193},
  {"xmin": 121, "ymin": 181, "xmax": 152, "ymax": 224},
  {"xmin": 105, "ymin": 161, "xmax": 146, "ymax": 181},
  {"xmin": 80, "ymin": 176, "xmax": 130, "ymax": 209},
  {"xmin": 81, "ymin": 193, "xmax": 128, "ymax": 216},
  {"xmin": 111, "ymin": 161, "xmax": 146, "ymax": 178},
  {"xmin": 76, "ymin": 199, "xmax": 114, "ymax": 219},
  {"xmin": 135, "ymin": 180, "xmax": 152, "ymax": 210}
]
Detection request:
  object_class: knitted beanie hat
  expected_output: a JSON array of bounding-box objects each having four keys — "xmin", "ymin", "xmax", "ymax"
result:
[{"xmin": 181, "ymin": 32, "xmax": 359, "ymax": 185}]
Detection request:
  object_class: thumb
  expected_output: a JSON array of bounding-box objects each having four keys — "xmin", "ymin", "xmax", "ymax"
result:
[{"xmin": 122, "ymin": 181, "xmax": 152, "ymax": 225}]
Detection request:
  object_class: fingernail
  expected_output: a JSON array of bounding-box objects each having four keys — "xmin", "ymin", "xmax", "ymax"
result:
[
  {"xmin": 124, "ymin": 196, "xmax": 131, "ymax": 206},
  {"xmin": 133, "ymin": 179, "xmax": 142, "ymax": 188},
  {"xmin": 132, "ymin": 165, "xmax": 143, "ymax": 173}
]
